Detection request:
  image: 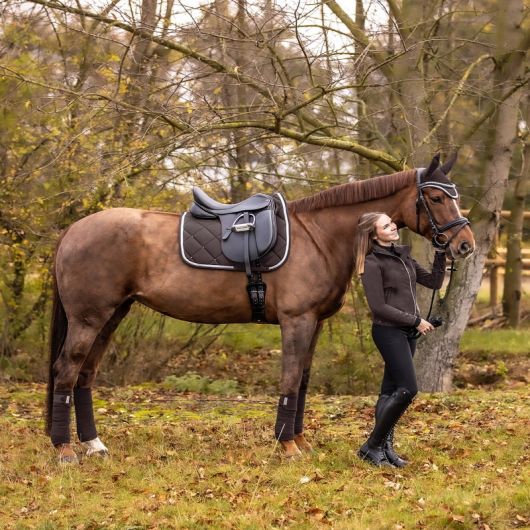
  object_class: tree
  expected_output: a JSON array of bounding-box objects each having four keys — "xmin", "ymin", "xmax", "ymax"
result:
[
  {"xmin": 1, "ymin": 0, "xmax": 528, "ymax": 389},
  {"xmin": 415, "ymin": 0, "xmax": 529, "ymax": 390},
  {"xmin": 502, "ymin": 94, "xmax": 529, "ymax": 327}
]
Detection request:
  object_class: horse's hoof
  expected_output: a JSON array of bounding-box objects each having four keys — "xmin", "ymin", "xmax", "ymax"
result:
[
  {"xmin": 56, "ymin": 444, "xmax": 79, "ymax": 464},
  {"xmin": 88, "ymin": 449, "xmax": 109, "ymax": 458},
  {"xmin": 280, "ymin": 440, "xmax": 303, "ymax": 459},
  {"xmin": 82, "ymin": 437, "xmax": 109, "ymax": 457},
  {"xmin": 294, "ymin": 433, "xmax": 313, "ymax": 453}
]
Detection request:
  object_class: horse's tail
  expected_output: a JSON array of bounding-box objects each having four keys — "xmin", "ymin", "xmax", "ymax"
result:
[{"xmin": 45, "ymin": 232, "xmax": 69, "ymax": 435}]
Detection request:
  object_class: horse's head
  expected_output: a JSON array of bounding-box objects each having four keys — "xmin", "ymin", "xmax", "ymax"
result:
[{"xmin": 407, "ymin": 153, "xmax": 475, "ymax": 259}]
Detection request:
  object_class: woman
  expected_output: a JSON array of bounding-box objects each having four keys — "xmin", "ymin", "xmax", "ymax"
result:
[{"xmin": 354, "ymin": 212, "xmax": 446, "ymax": 467}]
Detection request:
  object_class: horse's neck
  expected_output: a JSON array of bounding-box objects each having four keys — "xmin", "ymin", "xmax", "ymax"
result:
[
  {"xmin": 298, "ymin": 189, "xmax": 409, "ymax": 269},
  {"xmin": 309, "ymin": 193, "xmax": 406, "ymax": 242},
  {"xmin": 296, "ymin": 207, "xmax": 357, "ymax": 279}
]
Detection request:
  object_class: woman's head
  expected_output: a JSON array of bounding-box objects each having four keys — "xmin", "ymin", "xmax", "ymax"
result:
[{"xmin": 354, "ymin": 212, "xmax": 399, "ymax": 274}]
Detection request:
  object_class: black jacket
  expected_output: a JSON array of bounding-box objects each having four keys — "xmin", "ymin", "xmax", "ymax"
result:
[{"xmin": 361, "ymin": 243, "xmax": 446, "ymax": 328}]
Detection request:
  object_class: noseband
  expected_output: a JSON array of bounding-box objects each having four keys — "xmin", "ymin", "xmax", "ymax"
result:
[{"xmin": 416, "ymin": 169, "xmax": 470, "ymax": 250}]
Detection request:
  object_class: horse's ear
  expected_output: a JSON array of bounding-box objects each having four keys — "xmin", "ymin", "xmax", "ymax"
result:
[
  {"xmin": 440, "ymin": 151, "xmax": 458, "ymax": 175},
  {"xmin": 423, "ymin": 153, "xmax": 441, "ymax": 179}
]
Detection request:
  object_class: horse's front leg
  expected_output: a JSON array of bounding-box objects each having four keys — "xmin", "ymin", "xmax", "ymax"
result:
[
  {"xmin": 276, "ymin": 314, "xmax": 318, "ymax": 458},
  {"xmin": 293, "ymin": 320, "xmax": 323, "ymax": 453}
]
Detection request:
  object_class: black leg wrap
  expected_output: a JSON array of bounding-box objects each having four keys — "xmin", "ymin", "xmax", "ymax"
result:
[
  {"xmin": 50, "ymin": 391, "xmax": 73, "ymax": 446},
  {"xmin": 294, "ymin": 369, "xmax": 310, "ymax": 435},
  {"xmin": 74, "ymin": 387, "xmax": 98, "ymax": 442},
  {"xmin": 274, "ymin": 393, "xmax": 298, "ymax": 441}
]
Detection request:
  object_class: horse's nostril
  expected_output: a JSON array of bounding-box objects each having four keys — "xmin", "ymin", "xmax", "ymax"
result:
[{"xmin": 459, "ymin": 241, "xmax": 471, "ymax": 255}]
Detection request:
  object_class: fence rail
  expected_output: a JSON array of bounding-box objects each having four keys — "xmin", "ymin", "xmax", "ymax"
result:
[
  {"xmin": 483, "ymin": 247, "xmax": 530, "ymax": 311},
  {"xmin": 461, "ymin": 209, "xmax": 530, "ymax": 219},
  {"xmin": 458, "ymin": 209, "xmax": 530, "ymax": 310}
]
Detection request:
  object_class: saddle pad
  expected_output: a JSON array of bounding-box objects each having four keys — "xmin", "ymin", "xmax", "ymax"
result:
[{"xmin": 180, "ymin": 193, "xmax": 290, "ymax": 272}]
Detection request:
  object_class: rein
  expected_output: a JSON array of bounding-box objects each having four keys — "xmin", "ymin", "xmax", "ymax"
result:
[
  {"xmin": 411, "ymin": 256, "xmax": 457, "ymax": 340},
  {"xmin": 415, "ymin": 169, "xmax": 470, "ymax": 251}
]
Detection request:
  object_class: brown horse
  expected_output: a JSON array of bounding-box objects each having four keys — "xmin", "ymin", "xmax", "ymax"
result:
[{"xmin": 46, "ymin": 154, "xmax": 474, "ymax": 463}]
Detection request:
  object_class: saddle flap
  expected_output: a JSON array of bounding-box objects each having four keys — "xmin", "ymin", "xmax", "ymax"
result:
[{"xmin": 220, "ymin": 208, "xmax": 277, "ymax": 262}]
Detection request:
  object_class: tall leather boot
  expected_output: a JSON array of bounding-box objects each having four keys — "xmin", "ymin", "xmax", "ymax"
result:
[
  {"xmin": 358, "ymin": 387, "xmax": 413, "ymax": 467},
  {"xmin": 375, "ymin": 394, "xmax": 409, "ymax": 468},
  {"xmin": 385, "ymin": 425, "xmax": 408, "ymax": 468}
]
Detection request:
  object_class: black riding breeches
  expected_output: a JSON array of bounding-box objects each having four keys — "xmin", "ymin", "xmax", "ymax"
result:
[{"xmin": 372, "ymin": 324, "xmax": 418, "ymax": 397}]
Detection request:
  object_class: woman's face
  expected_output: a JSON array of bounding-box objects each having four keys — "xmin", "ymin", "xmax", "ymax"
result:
[{"xmin": 374, "ymin": 214, "xmax": 399, "ymax": 244}]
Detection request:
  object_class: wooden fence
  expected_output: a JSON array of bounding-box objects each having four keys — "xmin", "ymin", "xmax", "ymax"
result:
[{"xmin": 460, "ymin": 210, "xmax": 530, "ymax": 308}]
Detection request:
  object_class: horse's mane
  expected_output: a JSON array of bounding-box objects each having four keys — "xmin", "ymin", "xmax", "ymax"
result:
[{"xmin": 289, "ymin": 169, "xmax": 417, "ymax": 213}]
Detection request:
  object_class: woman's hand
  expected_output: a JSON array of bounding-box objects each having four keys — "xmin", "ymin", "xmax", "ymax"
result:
[{"xmin": 416, "ymin": 318, "xmax": 434, "ymax": 335}]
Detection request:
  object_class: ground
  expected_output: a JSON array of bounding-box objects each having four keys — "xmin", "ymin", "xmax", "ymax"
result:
[{"xmin": 0, "ymin": 383, "xmax": 529, "ymax": 530}]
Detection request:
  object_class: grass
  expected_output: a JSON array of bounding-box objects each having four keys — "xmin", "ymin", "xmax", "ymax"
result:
[
  {"xmin": 1, "ymin": 383, "xmax": 529, "ymax": 530},
  {"xmin": 460, "ymin": 329, "xmax": 530, "ymax": 359}
]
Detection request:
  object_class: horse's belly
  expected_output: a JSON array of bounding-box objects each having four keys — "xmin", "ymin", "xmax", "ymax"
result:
[{"xmin": 134, "ymin": 268, "xmax": 265, "ymax": 324}]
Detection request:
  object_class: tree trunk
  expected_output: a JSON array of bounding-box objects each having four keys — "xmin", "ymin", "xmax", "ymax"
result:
[
  {"xmin": 415, "ymin": 0, "xmax": 526, "ymax": 391},
  {"xmin": 502, "ymin": 94, "xmax": 529, "ymax": 327},
  {"xmin": 392, "ymin": 0, "xmax": 438, "ymax": 312}
]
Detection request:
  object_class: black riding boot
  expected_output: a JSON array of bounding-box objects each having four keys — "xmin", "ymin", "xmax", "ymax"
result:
[
  {"xmin": 385, "ymin": 426, "xmax": 408, "ymax": 467},
  {"xmin": 358, "ymin": 387, "xmax": 413, "ymax": 467},
  {"xmin": 375, "ymin": 394, "xmax": 409, "ymax": 468}
]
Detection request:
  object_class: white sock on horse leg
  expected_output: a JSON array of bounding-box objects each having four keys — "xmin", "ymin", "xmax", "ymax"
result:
[{"xmin": 81, "ymin": 437, "xmax": 108, "ymax": 456}]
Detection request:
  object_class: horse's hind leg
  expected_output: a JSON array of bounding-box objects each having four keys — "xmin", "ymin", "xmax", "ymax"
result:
[
  {"xmin": 51, "ymin": 320, "xmax": 106, "ymax": 463},
  {"xmin": 276, "ymin": 314, "xmax": 318, "ymax": 458},
  {"xmin": 293, "ymin": 320, "xmax": 323, "ymax": 453},
  {"xmin": 74, "ymin": 301, "xmax": 133, "ymax": 458}
]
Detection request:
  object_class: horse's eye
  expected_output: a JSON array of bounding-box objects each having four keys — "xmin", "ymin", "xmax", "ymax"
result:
[{"xmin": 431, "ymin": 196, "xmax": 442, "ymax": 203}]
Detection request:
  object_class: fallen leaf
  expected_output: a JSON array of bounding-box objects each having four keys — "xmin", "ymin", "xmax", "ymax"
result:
[{"xmin": 306, "ymin": 507, "xmax": 325, "ymax": 520}]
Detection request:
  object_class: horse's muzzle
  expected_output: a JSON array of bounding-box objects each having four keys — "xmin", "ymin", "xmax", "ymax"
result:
[{"xmin": 455, "ymin": 239, "xmax": 474, "ymax": 258}]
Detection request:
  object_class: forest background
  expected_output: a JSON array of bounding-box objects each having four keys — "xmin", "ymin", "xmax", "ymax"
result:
[{"xmin": 1, "ymin": 0, "xmax": 529, "ymax": 395}]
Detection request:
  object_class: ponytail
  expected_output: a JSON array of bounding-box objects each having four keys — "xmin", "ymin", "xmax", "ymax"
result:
[{"xmin": 354, "ymin": 212, "xmax": 384, "ymax": 275}]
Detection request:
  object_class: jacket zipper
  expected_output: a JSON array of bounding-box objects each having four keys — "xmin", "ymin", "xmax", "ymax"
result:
[{"xmin": 388, "ymin": 254, "xmax": 420, "ymax": 319}]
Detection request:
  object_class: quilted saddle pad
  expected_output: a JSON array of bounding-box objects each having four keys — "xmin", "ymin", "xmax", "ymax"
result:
[{"xmin": 180, "ymin": 193, "xmax": 290, "ymax": 272}]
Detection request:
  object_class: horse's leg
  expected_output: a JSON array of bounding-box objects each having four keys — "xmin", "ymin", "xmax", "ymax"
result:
[
  {"xmin": 293, "ymin": 320, "xmax": 323, "ymax": 453},
  {"xmin": 74, "ymin": 301, "xmax": 133, "ymax": 457},
  {"xmin": 276, "ymin": 314, "xmax": 318, "ymax": 458},
  {"xmin": 51, "ymin": 318, "xmax": 110, "ymax": 463}
]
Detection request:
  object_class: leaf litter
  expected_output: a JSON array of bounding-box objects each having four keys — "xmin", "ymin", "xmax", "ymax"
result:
[{"xmin": 0, "ymin": 383, "xmax": 528, "ymax": 529}]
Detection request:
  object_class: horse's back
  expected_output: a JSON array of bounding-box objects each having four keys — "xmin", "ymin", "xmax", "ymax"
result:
[
  {"xmin": 55, "ymin": 208, "xmax": 181, "ymax": 305},
  {"xmin": 59, "ymin": 208, "xmax": 180, "ymax": 253}
]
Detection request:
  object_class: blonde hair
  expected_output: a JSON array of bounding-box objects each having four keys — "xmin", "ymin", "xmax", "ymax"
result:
[{"xmin": 354, "ymin": 212, "xmax": 385, "ymax": 275}]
